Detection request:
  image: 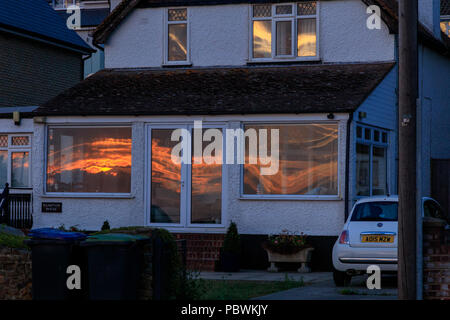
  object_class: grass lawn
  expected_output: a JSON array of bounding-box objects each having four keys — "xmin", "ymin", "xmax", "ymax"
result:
[{"xmin": 198, "ymin": 276, "xmax": 305, "ymax": 300}]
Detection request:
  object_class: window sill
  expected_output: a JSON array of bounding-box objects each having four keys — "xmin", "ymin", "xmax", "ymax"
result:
[
  {"xmin": 247, "ymin": 57, "xmax": 321, "ymax": 66},
  {"xmin": 162, "ymin": 62, "xmax": 192, "ymax": 68},
  {"xmin": 239, "ymin": 195, "xmax": 342, "ymax": 201},
  {"xmin": 41, "ymin": 193, "xmax": 135, "ymax": 199}
]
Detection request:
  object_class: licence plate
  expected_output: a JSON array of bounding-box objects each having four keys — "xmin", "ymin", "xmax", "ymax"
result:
[{"xmin": 361, "ymin": 235, "xmax": 394, "ymax": 243}]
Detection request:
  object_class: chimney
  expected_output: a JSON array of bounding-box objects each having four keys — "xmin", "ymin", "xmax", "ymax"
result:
[{"xmin": 419, "ymin": 0, "xmax": 442, "ymax": 38}]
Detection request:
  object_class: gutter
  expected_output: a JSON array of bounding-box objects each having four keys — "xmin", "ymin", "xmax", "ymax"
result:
[{"xmin": 344, "ymin": 112, "xmax": 353, "ymax": 221}]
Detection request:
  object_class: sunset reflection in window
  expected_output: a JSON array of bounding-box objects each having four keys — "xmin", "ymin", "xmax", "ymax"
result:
[
  {"xmin": 46, "ymin": 127, "xmax": 132, "ymax": 193},
  {"xmin": 244, "ymin": 124, "xmax": 338, "ymax": 196},
  {"xmin": 151, "ymin": 130, "xmax": 182, "ymax": 223},
  {"xmin": 191, "ymin": 129, "xmax": 222, "ymax": 224}
]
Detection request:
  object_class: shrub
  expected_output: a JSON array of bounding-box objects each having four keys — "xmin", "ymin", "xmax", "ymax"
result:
[
  {"xmin": 262, "ymin": 230, "xmax": 310, "ymax": 254},
  {"xmin": 0, "ymin": 232, "xmax": 28, "ymax": 249},
  {"xmin": 101, "ymin": 220, "xmax": 111, "ymax": 231},
  {"xmin": 222, "ymin": 221, "xmax": 241, "ymax": 254}
]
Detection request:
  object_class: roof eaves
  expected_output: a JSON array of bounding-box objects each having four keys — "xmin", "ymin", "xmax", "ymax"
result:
[{"xmin": 0, "ymin": 22, "xmax": 95, "ymax": 55}]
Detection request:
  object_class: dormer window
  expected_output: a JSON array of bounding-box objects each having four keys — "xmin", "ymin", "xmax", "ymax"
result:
[
  {"xmin": 251, "ymin": 2, "xmax": 319, "ymax": 61},
  {"xmin": 166, "ymin": 8, "xmax": 189, "ymax": 64},
  {"xmin": 50, "ymin": 0, "xmax": 79, "ymax": 10}
]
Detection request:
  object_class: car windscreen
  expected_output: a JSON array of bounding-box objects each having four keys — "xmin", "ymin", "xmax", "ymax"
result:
[{"xmin": 351, "ymin": 201, "xmax": 398, "ymax": 222}]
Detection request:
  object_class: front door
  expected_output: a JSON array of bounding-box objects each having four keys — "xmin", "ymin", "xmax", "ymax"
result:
[{"xmin": 146, "ymin": 124, "xmax": 225, "ymax": 228}]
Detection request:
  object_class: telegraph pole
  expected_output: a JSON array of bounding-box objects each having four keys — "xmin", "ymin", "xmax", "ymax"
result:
[{"xmin": 398, "ymin": 0, "xmax": 418, "ymax": 300}]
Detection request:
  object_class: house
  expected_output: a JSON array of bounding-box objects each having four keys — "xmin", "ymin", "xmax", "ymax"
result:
[
  {"xmin": 441, "ymin": 0, "xmax": 450, "ymax": 36},
  {"xmin": 0, "ymin": 0, "xmax": 94, "ymax": 109},
  {"xmin": 47, "ymin": 0, "xmax": 110, "ymax": 77},
  {"xmin": 0, "ymin": 0, "xmax": 93, "ymax": 227},
  {"xmin": 23, "ymin": 0, "xmax": 450, "ymax": 271}
]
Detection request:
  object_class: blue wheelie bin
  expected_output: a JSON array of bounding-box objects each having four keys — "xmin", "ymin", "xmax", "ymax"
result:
[{"xmin": 25, "ymin": 228, "xmax": 87, "ymax": 300}]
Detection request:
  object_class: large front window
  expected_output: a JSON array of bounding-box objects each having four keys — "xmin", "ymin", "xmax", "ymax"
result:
[
  {"xmin": 251, "ymin": 2, "xmax": 318, "ymax": 60},
  {"xmin": 46, "ymin": 127, "xmax": 132, "ymax": 194},
  {"xmin": 356, "ymin": 125, "xmax": 388, "ymax": 197},
  {"xmin": 243, "ymin": 123, "xmax": 338, "ymax": 196}
]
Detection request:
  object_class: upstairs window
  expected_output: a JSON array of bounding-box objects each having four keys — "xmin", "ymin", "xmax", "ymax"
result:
[
  {"xmin": 166, "ymin": 8, "xmax": 189, "ymax": 63},
  {"xmin": 50, "ymin": 0, "xmax": 79, "ymax": 9},
  {"xmin": 441, "ymin": 20, "xmax": 450, "ymax": 37},
  {"xmin": 251, "ymin": 2, "xmax": 318, "ymax": 61}
]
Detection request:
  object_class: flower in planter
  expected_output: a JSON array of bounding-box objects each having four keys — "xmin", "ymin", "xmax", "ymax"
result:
[{"xmin": 262, "ymin": 230, "xmax": 311, "ymax": 255}]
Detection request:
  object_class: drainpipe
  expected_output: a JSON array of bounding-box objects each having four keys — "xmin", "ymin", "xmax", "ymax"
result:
[
  {"xmin": 416, "ymin": 44, "xmax": 425, "ymax": 301},
  {"xmin": 344, "ymin": 112, "xmax": 354, "ymax": 221}
]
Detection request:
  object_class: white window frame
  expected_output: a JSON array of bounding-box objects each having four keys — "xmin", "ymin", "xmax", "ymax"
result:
[
  {"xmin": 239, "ymin": 121, "xmax": 341, "ymax": 200},
  {"xmin": 0, "ymin": 134, "xmax": 32, "ymax": 192},
  {"xmin": 163, "ymin": 8, "xmax": 191, "ymax": 66},
  {"xmin": 51, "ymin": 0, "xmax": 79, "ymax": 10},
  {"xmin": 355, "ymin": 124, "xmax": 390, "ymax": 199},
  {"xmin": 249, "ymin": 2, "xmax": 320, "ymax": 63},
  {"xmin": 145, "ymin": 122, "xmax": 228, "ymax": 228},
  {"xmin": 43, "ymin": 125, "xmax": 133, "ymax": 198}
]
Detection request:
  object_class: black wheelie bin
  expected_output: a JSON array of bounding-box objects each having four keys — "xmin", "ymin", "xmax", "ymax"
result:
[
  {"xmin": 25, "ymin": 228, "xmax": 87, "ymax": 300},
  {"xmin": 80, "ymin": 233, "xmax": 149, "ymax": 300}
]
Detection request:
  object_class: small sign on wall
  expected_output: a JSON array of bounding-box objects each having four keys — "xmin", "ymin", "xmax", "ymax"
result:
[{"xmin": 42, "ymin": 202, "xmax": 62, "ymax": 213}]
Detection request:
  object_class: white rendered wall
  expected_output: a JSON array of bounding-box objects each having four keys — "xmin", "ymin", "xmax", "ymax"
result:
[
  {"xmin": 105, "ymin": 0, "xmax": 395, "ymax": 69},
  {"xmin": 32, "ymin": 114, "xmax": 348, "ymax": 236},
  {"xmin": 0, "ymin": 118, "xmax": 33, "ymax": 134}
]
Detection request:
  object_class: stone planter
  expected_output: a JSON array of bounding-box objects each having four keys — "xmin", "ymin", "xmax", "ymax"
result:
[{"xmin": 264, "ymin": 247, "xmax": 314, "ymax": 273}]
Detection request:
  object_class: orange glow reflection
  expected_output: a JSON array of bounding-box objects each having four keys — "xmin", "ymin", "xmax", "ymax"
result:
[
  {"xmin": 244, "ymin": 124, "xmax": 338, "ymax": 195},
  {"xmin": 46, "ymin": 128, "xmax": 132, "ymax": 193}
]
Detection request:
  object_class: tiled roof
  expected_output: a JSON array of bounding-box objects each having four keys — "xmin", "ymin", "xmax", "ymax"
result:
[
  {"xmin": 34, "ymin": 63, "xmax": 395, "ymax": 117},
  {"xmin": 0, "ymin": 0, "xmax": 94, "ymax": 53}
]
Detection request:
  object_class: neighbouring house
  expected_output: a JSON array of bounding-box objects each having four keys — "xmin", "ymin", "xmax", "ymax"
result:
[
  {"xmin": 18, "ymin": 0, "xmax": 450, "ymax": 271},
  {"xmin": 47, "ymin": 0, "xmax": 110, "ymax": 77},
  {"xmin": 0, "ymin": 0, "xmax": 93, "ymax": 227},
  {"xmin": 441, "ymin": 0, "xmax": 450, "ymax": 36}
]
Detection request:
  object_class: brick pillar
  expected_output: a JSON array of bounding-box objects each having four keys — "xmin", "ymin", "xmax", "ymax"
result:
[{"xmin": 423, "ymin": 217, "xmax": 450, "ymax": 300}]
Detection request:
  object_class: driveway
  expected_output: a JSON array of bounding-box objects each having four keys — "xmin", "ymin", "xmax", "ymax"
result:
[
  {"xmin": 198, "ymin": 270, "xmax": 398, "ymax": 300},
  {"xmin": 254, "ymin": 273, "xmax": 398, "ymax": 300}
]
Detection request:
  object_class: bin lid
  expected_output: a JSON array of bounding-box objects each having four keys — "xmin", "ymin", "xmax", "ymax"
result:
[
  {"xmin": 28, "ymin": 228, "xmax": 87, "ymax": 241},
  {"xmin": 84, "ymin": 233, "xmax": 149, "ymax": 243}
]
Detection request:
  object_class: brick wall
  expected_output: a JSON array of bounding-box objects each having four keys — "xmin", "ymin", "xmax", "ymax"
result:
[
  {"xmin": 173, "ymin": 233, "xmax": 225, "ymax": 271},
  {"xmin": 0, "ymin": 31, "xmax": 83, "ymax": 108},
  {"xmin": 423, "ymin": 217, "xmax": 450, "ymax": 300},
  {"xmin": 0, "ymin": 246, "xmax": 32, "ymax": 300}
]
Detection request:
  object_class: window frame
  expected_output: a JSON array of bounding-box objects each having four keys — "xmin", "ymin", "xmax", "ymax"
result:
[
  {"xmin": 163, "ymin": 7, "xmax": 191, "ymax": 66},
  {"xmin": 43, "ymin": 125, "xmax": 133, "ymax": 198},
  {"xmin": 239, "ymin": 121, "xmax": 341, "ymax": 200},
  {"xmin": 51, "ymin": 0, "xmax": 79, "ymax": 10},
  {"xmin": 355, "ymin": 124, "xmax": 390, "ymax": 198},
  {"xmin": 249, "ymin": 2, "xmax": 320, "ymax": 63},
  {"xmin": 0, "ymin": 134, "xmax": 32, "ymax": 191},
  {"xmin": 145, "ymin": 122, "xmax": 228, "ymax": 228}
]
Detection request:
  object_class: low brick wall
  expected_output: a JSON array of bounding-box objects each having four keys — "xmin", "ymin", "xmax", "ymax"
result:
[
  {"xmin": 423, "ymin": 217, "xmax": 450, "ymax": 300},
  {"xmin": 0, "ymin": 246, "xmax": 32, "ymax": 300}
]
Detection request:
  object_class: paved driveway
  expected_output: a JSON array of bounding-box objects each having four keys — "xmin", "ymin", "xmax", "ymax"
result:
[
  {"xmin": 199, "ymin": 270, "xmax": 397, "ymax": 300},
  {"xmin": 254, "ymin": 274, "xmax": 398, "ymax": 300}
]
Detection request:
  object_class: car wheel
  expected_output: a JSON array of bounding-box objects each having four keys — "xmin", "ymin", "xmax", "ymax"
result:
[{"xmin": 333, "ymin": 269, "xmax": 352, "ymax": 287}]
